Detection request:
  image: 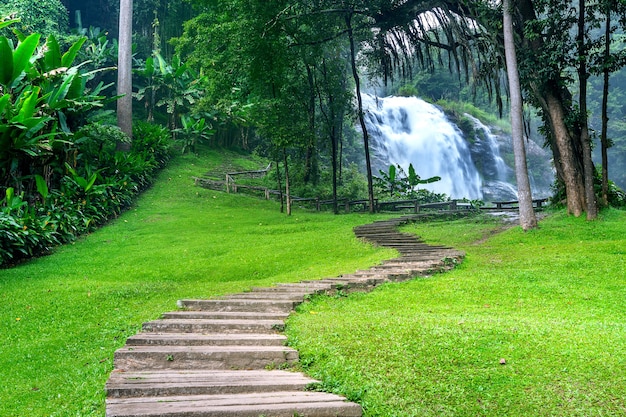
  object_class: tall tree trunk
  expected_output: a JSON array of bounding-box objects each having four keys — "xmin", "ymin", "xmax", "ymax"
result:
[
  {"xmin": 304, "ymin": 65, "xmax": 318, "ymax": 185},
  {"xmin": 346, "ymin": 10, "xmax": 375, "ymax": 213},
  {"xmin": 503, "ymin": 0, "xmax": 537, "ymax": 230},
  {"xmin": 600, "ymin": 6, "xmax": 611, "ymax": 206},
  {"xmin": 117, "ymin": 0, "xmax": 133, "ymax": 148},
  {"xmin": 577, "ymin": 0, "xmax": 598, "ymax": 220},
  {"xmin": 544, "ymin": 90, "xmax": 586, "ymax": 216},
  {"xmin": 275, "ymin": 160, "xmax": 284, "ymax": 213},
  {"xmin": 519, "ymin": 0, "xmax": 586, "ymax": 216}
]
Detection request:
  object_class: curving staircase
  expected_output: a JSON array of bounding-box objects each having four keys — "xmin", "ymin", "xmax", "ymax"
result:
[{"xmin": 105, "ymin": 216, "xmax": 464, "ymax": 417}]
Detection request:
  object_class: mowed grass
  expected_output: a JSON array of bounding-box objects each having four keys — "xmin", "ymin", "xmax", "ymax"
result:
[
  {"xmin": 0, "ymin": 148, "xmax": 396, "ymax": 417},
  {"xmin": 286, "ymin": 211, "xmax": 626, "ymax": 416}
]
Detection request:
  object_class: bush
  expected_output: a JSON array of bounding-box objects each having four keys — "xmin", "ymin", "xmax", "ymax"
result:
[
  {"xmin": 550, "ymin": 169, "xmax": 626, "ymax": 210},
  {"xmin": 0, "ymin": 122, "xmax": 172, "ymax": 267}
]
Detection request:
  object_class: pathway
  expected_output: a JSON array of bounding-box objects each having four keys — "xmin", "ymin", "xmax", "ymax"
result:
[{"xmin": 105, "ymin": 215, "xmax": 464, "ymax": 417}]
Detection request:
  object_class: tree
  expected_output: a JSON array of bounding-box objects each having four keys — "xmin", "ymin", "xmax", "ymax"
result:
[
  {"xmin": 345, "ymin": 8, "xmax": 375, "ymax": 213},
  {"xmin": 367, "ymin": 0, "xmax": 618, "ymax": 216},
  {"xmin": 0, "ymin": 0, "xmax": 69, "ymax": 37},
  {"xmin": 117, "ymin": 0, "xmax": 133, "ymax": 144},
  {"xmin": 503, "ymin": 0, "xmax": 537, "ymax": 230}
]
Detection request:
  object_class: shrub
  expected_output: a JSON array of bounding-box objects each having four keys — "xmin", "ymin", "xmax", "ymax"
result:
[{"xmin": 0, "ymin": 122, "xmax": 172, "ymax": 267}]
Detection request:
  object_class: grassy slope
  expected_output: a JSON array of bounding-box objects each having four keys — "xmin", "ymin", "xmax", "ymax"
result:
[
  {"xmin": 0, "ymin": 149, "xmax": 395, "ymax": 417},
  {"xmin": 286, "ymin": 211, "xmax": 626, "ymax": 416}
]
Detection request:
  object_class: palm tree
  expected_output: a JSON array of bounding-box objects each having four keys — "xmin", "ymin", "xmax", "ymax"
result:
[
  {"xmin": 117, "ymin": 0, "xmax": 133, "ymax": 147},
  {"xmin": 503, "ymin": 0, "xmax": 537, "ymax": 230}
]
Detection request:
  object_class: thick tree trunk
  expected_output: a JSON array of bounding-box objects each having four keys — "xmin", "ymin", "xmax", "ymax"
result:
[
  {"xmin": 544, "ymin": 91, "xmax": 586, "ymax": 216},
  {"xmin": 503, "ymin": 0, "xmax": 537, "ymax": 230},
  {"xmin": 518, "ymin": 0, "xmax": 585, "ymax": 216},
  {"xmin": 117, "ymin": 0, "xmax": 133, "ymax": 148},
  {"xmin": 577, "ymin": 0, "xmax": 598, "ymax": 220}
]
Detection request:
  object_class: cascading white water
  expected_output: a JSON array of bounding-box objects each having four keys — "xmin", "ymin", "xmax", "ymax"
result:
[
  {"xmin": 363, "ymin": 94, "xmax": 483, "ymax": 200},
  {"xmin": 464, "ymin": 114, "xmax": 519, "ymax": 201}
]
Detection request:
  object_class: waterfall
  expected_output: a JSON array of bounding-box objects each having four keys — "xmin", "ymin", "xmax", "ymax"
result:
[
  {"xmin": 464, "ymin": 114, "xmax": 519, "ymax": 201},
  {"xmin": 361, "ymin": 93, "xmax": 553, "ymax": 202},
  {"xmin": 363, "ymin": 94, "xmax": 483, "ymax": 200}
]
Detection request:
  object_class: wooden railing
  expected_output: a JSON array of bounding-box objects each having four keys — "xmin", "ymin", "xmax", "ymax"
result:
[
  {"xmin": 489, "ymin": 198, "xmax": 548, "ymax": 210},
  {"xmin": 195, "ymin": 173, "xmax": 548, "ymax": 214}
]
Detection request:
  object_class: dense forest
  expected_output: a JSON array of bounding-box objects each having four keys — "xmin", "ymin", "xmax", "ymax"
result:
[{"xmin": 2, "ymin": 0, "xmax": 626, "ymax": 264}]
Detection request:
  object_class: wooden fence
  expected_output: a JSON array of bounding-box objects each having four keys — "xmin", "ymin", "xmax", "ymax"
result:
[{"xmin": 194, "ymin": 169, "xmax": 547, "ymax": 214}]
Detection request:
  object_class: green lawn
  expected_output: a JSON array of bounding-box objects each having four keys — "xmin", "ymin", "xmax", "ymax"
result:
[
  {"xmin": 0, "ymin": 149, "xmax": 395, "ymax": 417},
  {"xmin": 286, "ymin": 210, "xmax": 626, "ymax": 416},
  {"xmin": 4, "ymin": 147, "xmax": 625, "ymax": 417}
]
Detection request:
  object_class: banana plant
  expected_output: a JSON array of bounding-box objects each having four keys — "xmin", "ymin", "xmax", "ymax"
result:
[
  {"xmin": 406, "ymin": 163, "xmax": 441, "ymax": 192},
  {"xmin": 174, "ymin": 115, "xmax": 215, "ymax": 154},
  {"xmin": 0, "ymin": 25, "xmax": 112, "ymax": 189},
  {"xmin": 135, "ymin": 52, "xmax": 206, "ymax": 129},
  {"xmin": 0, "ymin": 32, "xmax": 41, "ymax": 90}
]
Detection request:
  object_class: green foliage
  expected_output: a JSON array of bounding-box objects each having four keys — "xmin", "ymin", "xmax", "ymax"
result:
[
  {"xmin": 374, "ymin": 163, "xmax": 443, "ymax": 201},
  {"xmin": 396, "ymin": 84, "xmax": 419, "ymax": 97},
  {"xmin": 550, "ymin": 167, "xmax": 626, "ymax": 209},
  {"xmin": 134, "ymin": 52, "xmax": 206, "ymax": 130},
  {"xmin": 0, "ymin": 29, "xmax": 113, "ymax": 192},
  {"xmin": 174, "ymin": 115, "xmax": 215, "ymax": 154},
  {"xmin": 0, "ymin": 0, "xmax": 69, "ymax": 38},
  {"xmin": 0, "ymin": 121, "xmax": 172, "ymax": 267}
]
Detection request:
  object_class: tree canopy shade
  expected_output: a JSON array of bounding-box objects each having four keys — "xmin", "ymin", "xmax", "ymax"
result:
[
  {"xmin": 173, "ymin": 0, "xmax": 626, "ymax": 215},
  {"xmin": 0, "ymin": 0, "xmax": 69, "ymax": 37}
]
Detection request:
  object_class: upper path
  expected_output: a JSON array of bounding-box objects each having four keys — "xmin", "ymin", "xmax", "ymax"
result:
[{"xmin": 105, "ymin": 215, "xmax": 464, "ymax": 417}]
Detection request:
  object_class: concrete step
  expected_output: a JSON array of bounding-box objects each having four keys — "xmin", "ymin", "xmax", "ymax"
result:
[
  {"xmin": 126, "ymin": 333, "xmax": 287, "ymax": 347},
  {"xmin": 221, "ymin": 292, "xmax": 307, "ymax": 301},
  {"xmin": 106, "ymin": 370, "xmax": 318, "ymax": 398},
  {"xmin": 114, "ymin": 345, "xmax": 299, "ymax": 371},
  {"xmin": 142, "ymin": 319, "xmax": 285, "ymax": 334},
  {"xmin": 178, "ymin": 299, "xmax": 299, "ymax": 313},
  {"xmin": 161, "ymin": 311, "xmax": 290, "ymax": 320},
  {"xmin": 106, "ymin": 391, "xmax": 362, "ymax": 417},
  {"xmin": 255, "ymin": 283, "xmax": 336, "ymax": 293}
]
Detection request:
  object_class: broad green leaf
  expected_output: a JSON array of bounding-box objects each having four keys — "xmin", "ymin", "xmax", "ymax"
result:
[
  {"xmin": 84, "ymin": 173, "xmax": 97, "ymax": 192},
  {"xmin": 44, "ymin": 35, "xmax": 62, "ymax": 72},
  {"xmin": 0, "ymin": 19, "xmax": 19, "ymax": 31},
  {"xmin": 174, "ymin": 63, "xmax": 188, "ymax": 78},
  {"xmin": 144, "ymin": 56, "xmax": 155, "ymax": 77},
  {"xmin": 0, "ymin": 37, "xmax": 14, "ymax": 87},
  {"xmin": 67, "ymin": 72, "xmax": 86, "ymax": 99},
  {"xmin": 16, "ymin": 87, "xmax": 41, "ymax": 123},
  {"xmin": 5, "ymin": 187, "xmax": 14, "ymax": 204},
  {"xmin": 388, "ymin": 164, "xmax": 396, "ymax": 183},
  {"xmin": 12, "ymin": 33, "xmax": 41, "ymax": 87},
  {"xmin": 48, "ymin": 73, "xmax": 76, "ymax": 108},
  {"xmin": 61, "ymin": 36, "xmax": 87, "ymax": 68},
  {"xmin": 34, "ymin": 175, "xmax": 49, "ymax": 200},
  {"xmin": 57, "ymin": 111, "xmax": 70, "ymax": 133},
  {"xmin": 156, "ymin": 54, "xmax": 168, "ymax": 75},
  {"xmin": 12, "ymin": 28, "xmax": 26, "ymax": 42},
  {"xmin": 0, "ymin": 94, "xmax": 10, "ymax": 115}
]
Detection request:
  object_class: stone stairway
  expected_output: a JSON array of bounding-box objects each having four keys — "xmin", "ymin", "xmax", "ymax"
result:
[{"xmin": 105, "ymin": 216, "xmax": 464, "ymax": 417}]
